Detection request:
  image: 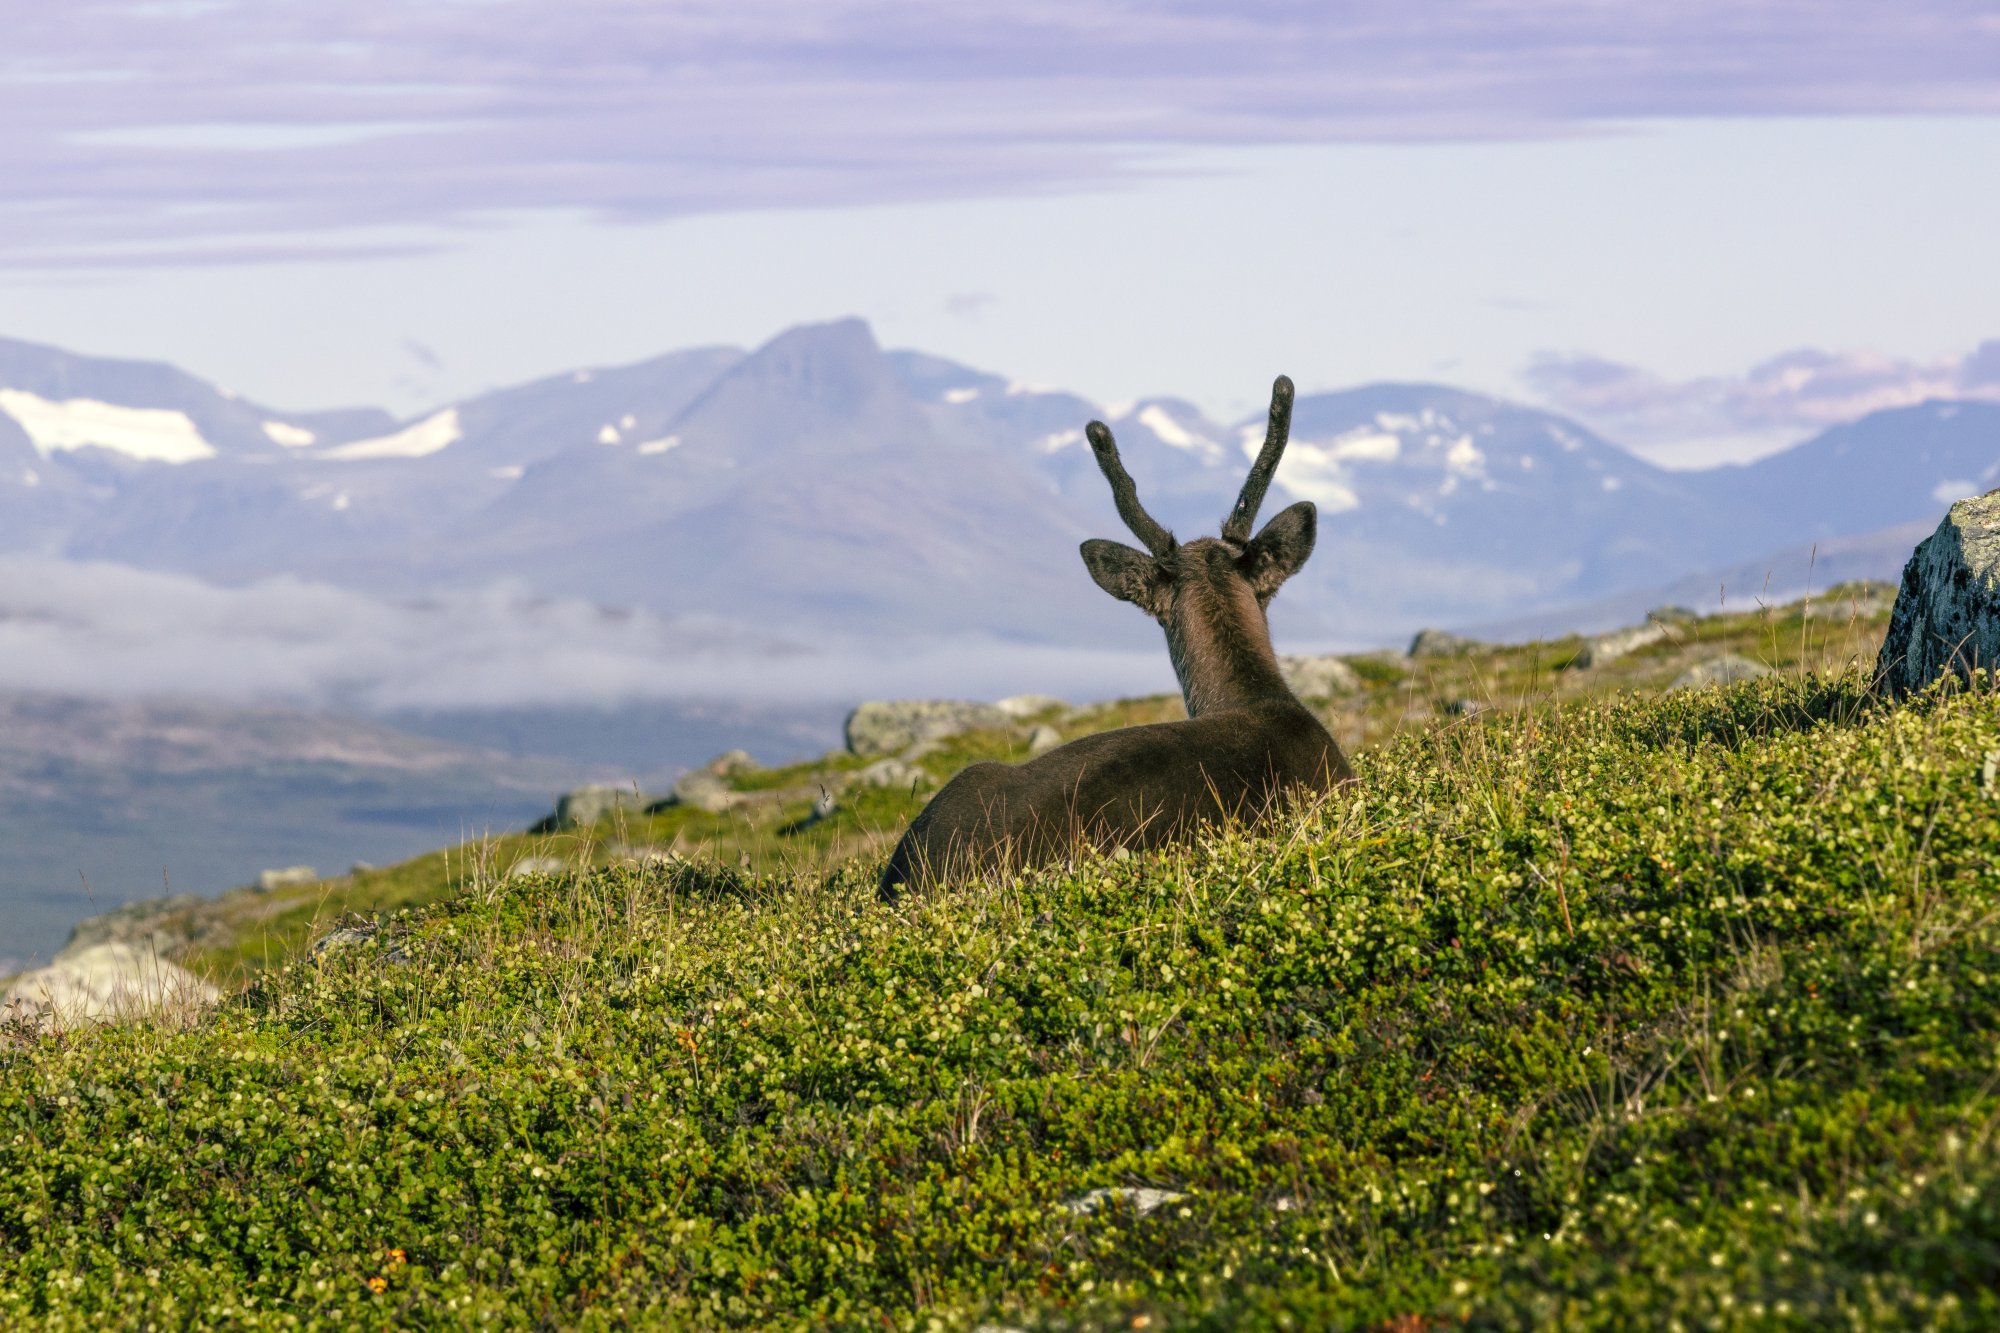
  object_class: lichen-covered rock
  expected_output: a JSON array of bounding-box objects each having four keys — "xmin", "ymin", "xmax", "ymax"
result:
[
  {"xmin": 1, "ymin": 943, "xmax": 218, "ymax": 1032},
  {"xmin": 1573, "ymin": 621, "xmax": 1670, "ymax": 669},
  {"xmin": 257, "ymin": 865, "xmax": 318, "ymax": 893},
  {"xmin": 1408, "ymin": 628, "xmax": 1482, "ymax": 658},
  {"xmin": 844, "ymin": 700, "xmax": 1010, "ymax": 756},
  {"xmin": 1670, "ymin": 654, "xmax": 1772, "ymax": 691},
  {"xmin": 1878, "ymin": 496, "xmax": 2000, "ymax": 696},
  {"xmin": 1279, "ymin": 653, "xmax": 1362, "ymax": 698}
]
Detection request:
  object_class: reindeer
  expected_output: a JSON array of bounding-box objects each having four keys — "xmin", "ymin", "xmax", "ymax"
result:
[{"xmin": 878, "ymin": 375, "xmax": 1353, "ymax": 902}]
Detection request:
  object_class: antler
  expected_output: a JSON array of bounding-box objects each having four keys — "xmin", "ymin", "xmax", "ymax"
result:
[
  {"xmin": 1087, "ymin": 420, "xmax": 1175, "ymax": 557},
  {"xmin": 1222, "ymin": 374, "xmax": 1295, "ymax": 543}
]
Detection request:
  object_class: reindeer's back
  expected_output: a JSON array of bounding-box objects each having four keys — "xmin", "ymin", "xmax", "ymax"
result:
[{"xmin": 878, "ymin": 699, "xmax": 1346, "ymax": 900}]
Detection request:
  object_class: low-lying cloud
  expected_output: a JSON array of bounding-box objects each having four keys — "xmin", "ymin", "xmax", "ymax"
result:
[
  {"xmin": 6, "ymin": 2, "xmax": 1999, "ymax": 269},
  {"xmin": 0, "ymin": 558, "xmax": 1177, "ymax": 712},
  {"xmin": 1526, "ymin": 338, "xmax": 2000, "ymax": 467}
]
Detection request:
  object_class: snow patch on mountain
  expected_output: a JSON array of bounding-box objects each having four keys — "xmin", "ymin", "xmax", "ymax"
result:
[
  {"xmin": 0, "ymin": 390, "xmax": 217, "ymax": 464},
  {"xmin": 1136, "ymin": 405, "xmax": 1219, "ymax": 459},
  {"xmin": 260, "ymin": 421, "xmax": 316, "ymax": 448},
  {"xmin": 321, "ymin": 408, "xmax": 462, "ymax": 461}
]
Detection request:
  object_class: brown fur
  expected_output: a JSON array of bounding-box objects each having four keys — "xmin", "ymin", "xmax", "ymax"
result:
[{"xmin": 879, "ymin": 376, "xmax": 1353, "ymax": 901}]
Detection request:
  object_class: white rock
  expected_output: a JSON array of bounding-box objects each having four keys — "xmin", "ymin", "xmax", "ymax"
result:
[
  {"xmin": 1061, "ymin": 1186, "xmax": 1186, "ymax": 1217},
  {"xmin": 2, "ymin": 943, "xmax": 218, "ymax": 1031},
  {"xmin": 257, "ymin": 865, "xmax": 317, "ymax": 892},
  {"xmin": 1026, "ymin": 724, "xmax": 1063, "ymax": 756},
  {"xmin": 1572, "ymin": 621, "xmax": 1670, "ymax": 669},
  {"xmin": 1670, "ymin": 654, "xmax": 1772, "ymax": 691},
  {"xmin": 995, "ymin": 694, "xmax": 1066, "ymax": 719},
  {"xmin": 1279, "ymin": 653, "xmax": 1362, "ymax": 697}
]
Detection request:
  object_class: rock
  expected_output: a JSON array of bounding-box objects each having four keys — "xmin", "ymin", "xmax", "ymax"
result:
[
  {"xmin": 995, "ymin": 694, "xmax": 1066, "ymax": 719},
  {"xmin": 553, "ymin": 785, "xmax": 648, "ymax": 828},
  {"xmin": 667, "ymin": 770, "xmax": 740, "ymax": 813},
  {"xmin": 2, "ymin": 942, "xmax": 218, "ymax": 1032},
  {"xmin": 1279, "ymin": 653, "xmax": 1362, "ymax": 698},
  {"xmin": 703, "ymin": 748, "xmax": 760, "ymax": 777},
  {"xmin": 309, "ymin": 922, "xmax": 410, "ymax": 965},
  {"xmin": 509, "ymin": 856, "xmax": 568, "ymax": 878},
  {"xmin": 845, "ymin": 700, "xmax": 1010, "ymax": 756},
  {"xmin": 1573, "ymin": 621, "xmax": 1671, "ymax": 669},
  {"xmin": 1026, "ymin": 724, "xmax": 1063, "ymax": 757},
  {"xmin": 1444, "ymin": 697, "xmax": 1489, "ymax": 717},
  {"xmin": 1648, "ymin": 604, "xmax": 1700, "ymax": 624},
  {"xmin": 1879, "ymin": 494, "xmax": 2000, "ymax": 695},
  {"xmin": 309, "ymin": 925, "xmax": 376, "ymax": 959},
  {"xmin": 257, "ymin": 865, "xmax": 317, "ymax": 893},
  {"xmin": 1408, "ymin": 628, "xmax": 1481, "ymax": 658},
  {"xmin": 1803, "ymin": 579, "xmax": 1898, "ymax": 621},
  {"xmin": 60, "ymin": 894, "xmax": 205, "ymax": 955},
  {"xmin": 1670, "ymin": 653, "xmax": 1772, "ymax": 691},
  {"xmin": 1061, "ymin": 1186, "xmax": 1187, "ymax": 1217},
  {"xmin": 850, "ymin": 758, "xmax": 930, "ymax": 790}
]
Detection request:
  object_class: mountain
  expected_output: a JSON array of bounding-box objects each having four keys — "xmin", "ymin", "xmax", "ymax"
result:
[
  {"xmin": 3, "ymin": 321, "xmax": 1997, "ymax": 649},
  {"xmin": 1719, "ymin": 400, "xmax": 2000, "ymax": 542}
]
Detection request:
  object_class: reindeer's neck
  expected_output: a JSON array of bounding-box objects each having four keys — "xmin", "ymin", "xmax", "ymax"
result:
[{"xmin": 1163, "ymin": 581, "xmax": 1292, "ymax": 717}]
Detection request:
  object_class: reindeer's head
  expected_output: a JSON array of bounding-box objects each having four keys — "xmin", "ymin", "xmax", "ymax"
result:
[
  {"xmin": 1080, "ymin": 375, "xmax": 1313, "ymax": 619},
  {"xmin": 1079, "ymin": 376, "xmax": 1314, "ymax": 714}
]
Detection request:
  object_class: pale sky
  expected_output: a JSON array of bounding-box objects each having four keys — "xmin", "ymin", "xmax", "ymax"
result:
[{"xmin": 4, "ymin": 3, "xmax": 1999, "ymax": 466}]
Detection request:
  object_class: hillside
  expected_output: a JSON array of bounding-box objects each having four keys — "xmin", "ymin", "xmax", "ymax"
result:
[
  {"xmin": 72, "ymin": 588, "xmax": 1895, "ymax": 983},
  {"xmin": 4, "ymin": 591, "xmax": 1999, "ymax": 1327}
]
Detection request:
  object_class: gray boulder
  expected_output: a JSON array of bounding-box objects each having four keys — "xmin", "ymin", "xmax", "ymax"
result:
[
  {"xmin": 1026, "ymin": 724, "xmax": 1063, "ymax": 757},
  {"xmin": 1670, "ymin": 654, "xmax": 1772, "ymax": 691},
  {"xmin": 845, "ymin": 700, "xmax": 1010, "ymax": 756},
  {"xmin": 667, "ymin": 770, "xmax": 741, "ymax": 813},
  {"xmin": 1279, "ymin": 653, "xmax": 1362, "ymax": 698},
  {"xmin": 554, "ymin": 784, "xmax": 648, "ymax": 827},
  {"xmin": 1879, "ymin": 498, "xmax": 2000, "ymax": 698},
  {"xmin": 257, "ymin": 865, "xmax": 318, "ymax": 893},
  {"xmin": 1408, "ymin": 628, "xmax": 1482, "ymax": 658},
  {"xmin": 703, "ymin": 748, "xmax": 760, "ymax": 777},
  {"xmin": 850, "ymin": 758, "xmax": 930, "ymax": 790},
  {"xmin": 1573, "ymin": 621, "xmax": 1671, "ymax": 669},
  {"xmin": 60, "ymin": 894, "xmax": 205, "ymax": 956},
  {"xmin": 508, "ymin": 855, "xmax": 569, "ymax": 878},
  {"xmin": 2, "ymin": 942, "xmax": 218, "ymax": 1032},
  {"xmin": 1803, "ymin": 580, "xmax": 1898, "ymax": 621}
]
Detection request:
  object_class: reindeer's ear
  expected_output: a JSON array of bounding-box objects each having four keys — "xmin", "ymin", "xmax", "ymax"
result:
[
  {"xmin": 1081, "ymin": 539, "xmax": 1168, "ymax": 613},
  {"xmin": 1238, "ymin": 501, "xmax": 1316, "ymax": 601}
]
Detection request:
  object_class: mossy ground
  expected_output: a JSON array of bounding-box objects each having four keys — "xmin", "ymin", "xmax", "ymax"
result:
[{"xmin": 11, "ymin": 591, "xmax": 1992, "ymax": 1328}]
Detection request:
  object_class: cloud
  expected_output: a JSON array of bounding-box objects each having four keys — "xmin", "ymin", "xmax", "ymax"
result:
[
  {"xmin": 1524, "ymin": 339, "xmax": 2000, "ymax": 465},
  {"xmin": 5, "ymin": 2, "xmax": 1998, "ymax": 270},
  {"xmin": 943, "ymin": 292, "xmax": 997, "ymax": 320},
  {"xmin": 0, "ymin": 557, "xmax": 1174, "ymax": 711}
]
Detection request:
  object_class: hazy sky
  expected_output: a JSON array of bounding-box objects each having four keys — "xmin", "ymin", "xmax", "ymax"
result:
[{"xmin": 5, "ymin": 3, "xmax": 1999, "ymax": 465}]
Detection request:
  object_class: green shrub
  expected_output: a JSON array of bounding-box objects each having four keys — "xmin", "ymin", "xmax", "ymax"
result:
[{"xmin": 6, "ymin": 670, "xmax": 1999, "ymax": 1328}]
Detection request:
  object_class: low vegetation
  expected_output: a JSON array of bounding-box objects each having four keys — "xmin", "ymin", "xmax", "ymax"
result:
[{"xmin": 13, "ymin": 589, "xmax": 1996, "ymax": 1328}]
